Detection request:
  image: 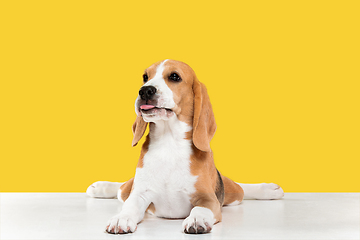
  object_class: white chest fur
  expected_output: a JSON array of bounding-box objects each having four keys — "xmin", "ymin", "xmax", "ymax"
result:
[{"xmin": 134, "ymin": 118, "xmax": 197, "ymax": 218}]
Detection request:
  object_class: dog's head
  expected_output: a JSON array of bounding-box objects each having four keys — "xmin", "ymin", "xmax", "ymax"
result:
[{"xmin": 132, "ymin": 59, "xmax": 216, "ymax": 152}]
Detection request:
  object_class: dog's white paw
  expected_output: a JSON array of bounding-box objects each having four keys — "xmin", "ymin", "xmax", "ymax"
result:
[
  {"xmin": 105, "ymin": 214, "xmax": 137, "ymax": 234},
  {"xmin": 257, "ymin": 183, "xmax": 284, "ymax": 200},
  {"xmin": 86, "ymin": 181, "xmax": 121, "ymax": 198},
  {"xmin": 182, "ymin": 207, "xmax": 215, "ymax": 234}
]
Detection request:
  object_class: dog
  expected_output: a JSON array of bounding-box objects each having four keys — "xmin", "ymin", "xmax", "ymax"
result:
[{"xmin": 86, "ymin": 59, "xmax": 284, "ymax": 234}]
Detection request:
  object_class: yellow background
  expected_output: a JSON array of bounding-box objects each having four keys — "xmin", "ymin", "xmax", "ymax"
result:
[{"xmin": 1, "ymin": 1, "xmax": 359, "ymax": 192}]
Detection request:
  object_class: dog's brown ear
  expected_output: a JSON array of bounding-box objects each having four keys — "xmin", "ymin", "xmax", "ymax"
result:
[
  {"xmin": 132, "ymin": 116, "xmax": 148, "ymax": 147},
  {"xmin": 192, "ymin": 80, "xmax": 217, "ymax": 152}
]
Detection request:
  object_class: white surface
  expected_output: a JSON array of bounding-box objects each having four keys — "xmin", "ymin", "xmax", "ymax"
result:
[{"xmin": 0, "ymin": 193, "xmax": 359, "ymax": 239}]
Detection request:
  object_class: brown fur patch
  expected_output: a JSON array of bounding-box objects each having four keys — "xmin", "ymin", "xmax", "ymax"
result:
[
  {"xmin": 215, "ymin": 169, "xmax": 225, "ymax": 206},
  {"xmin": 190, "ymin": 147, "xmax": 222, "ymax": 222},
  {"xmin": 136, "ymin": 134, "xmax": 150, "ymax": 168},
  {"xmin": 192, "ymin": 81, "xmax": 216, "ymax": 152},
  {"xmin": 130, "ymin": 60, "xmax": 244, "ymax": 224},
  {"xmin": 162, "ymin": 60, "xmax": 197, "ymax": 128},
  {"xmin": 120, "ymin": 178, "xmax": 134, "ymax": 202},
  {"xmin": 132, "ymin": 116, "xmax": 148, "ymax": 147},
  {"xmin": 221, "ymin": 175, "xmax": 244, "ymax": 205},
  {"xmin": 146, "ymin": 203, "xmax": 156, "ymax": 215}
]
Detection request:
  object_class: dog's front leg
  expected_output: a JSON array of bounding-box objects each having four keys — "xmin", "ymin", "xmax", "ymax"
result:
[
  {"xmin": 106, "ymin": 190, "xmax": 151, "ymax": 234},
  {"xmin": 183, "ymin": 193, "xmax": 221, "ymax": 234}
]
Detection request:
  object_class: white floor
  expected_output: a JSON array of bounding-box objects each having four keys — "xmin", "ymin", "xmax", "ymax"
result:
[{"xmin": 0, "ymin": 193, "xmax": 359, "ymax": 240}]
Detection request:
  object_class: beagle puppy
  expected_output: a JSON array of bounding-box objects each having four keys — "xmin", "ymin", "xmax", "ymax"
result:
[{"xmin": 87, "ymin": 59, "xmax": 284, "ymax": 234}]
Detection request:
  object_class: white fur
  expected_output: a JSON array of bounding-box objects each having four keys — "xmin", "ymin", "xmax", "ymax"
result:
[
  {"xmin": 134, "ymin": 59, "xmax": 196, "ymax": 218},
  {"xmin": 86, "ymin": 182, "xmax": 285, "ymax": 202},
  {"xmin": 86, "ymin": 181, "xmax": 122, "ymax": 199},
  {"xmin": 105, "ymin": 117, "xmax": 195, "ymax": 233},
  {"xmin": 182, "ymin": 207, "xmax": 215, "ymax": 233},
  {"xmin": 238, "ymin": 183, "xmax": 284, "ymax": 200},
  {"xmin": 135, "ymin": 117, "xmax": 196, "ymax": 218},
  {"xmin": 106, "ymin": 190, "xmax": 152, "ymax": 233},
  {"xmin": 135, "ymin": 59, "xmax": 176, "ymax": 121},
  {"xmin": 87, "ymin": 59, "xmax": 285, "ymax": 234},
  {"xmin": 105, "ymin": 63, "xmax": 198, "ymax": 233}
]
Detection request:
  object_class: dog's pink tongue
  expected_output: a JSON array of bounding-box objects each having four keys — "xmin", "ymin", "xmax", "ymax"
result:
[{"xmin": 140, "ymin": 105, "xmax": 155, "ymax": 110}]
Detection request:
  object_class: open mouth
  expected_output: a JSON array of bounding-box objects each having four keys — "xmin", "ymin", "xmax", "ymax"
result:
[{"xmin": 140, "ymin": 105, "xmax": 173, "ymax": 114}]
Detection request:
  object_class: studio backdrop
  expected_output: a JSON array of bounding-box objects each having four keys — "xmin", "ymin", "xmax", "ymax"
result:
[{"xmin": 1, "ymin": 1, "xmax": 359, "ymax": 192}]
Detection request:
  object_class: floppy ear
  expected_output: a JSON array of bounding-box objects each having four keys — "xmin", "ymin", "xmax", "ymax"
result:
[
  {"xmin": 192, "ymin": 80, "xmax": 217, "ymax": 152},
  {"xmin": 132, "ymin": 116, "xmax": 148, "ymax": 147}
]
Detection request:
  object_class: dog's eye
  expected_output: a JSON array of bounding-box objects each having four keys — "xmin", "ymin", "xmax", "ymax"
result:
[
  {"xmin": 143, "ymin": 74, "xmax": 148, "ymax": 83},
  {"xmin": 169, "ymin": 72, "xmax": 182, "ymax": 82}
]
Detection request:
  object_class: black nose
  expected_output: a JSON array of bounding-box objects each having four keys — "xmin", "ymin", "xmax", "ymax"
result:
[{"xmin": 139, "ymin": 86, "xmax": 157, "ymax": 101}]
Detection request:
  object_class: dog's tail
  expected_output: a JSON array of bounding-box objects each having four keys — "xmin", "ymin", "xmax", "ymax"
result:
[{"xmin": 86, "ymin": 181, "xmax": 123, "ymax": 199}]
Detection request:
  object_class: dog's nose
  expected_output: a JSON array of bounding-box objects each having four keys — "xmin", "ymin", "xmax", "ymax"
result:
[{"xmin": 139, "ymin": 86, "xmax": 157, "ymax": 100}]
